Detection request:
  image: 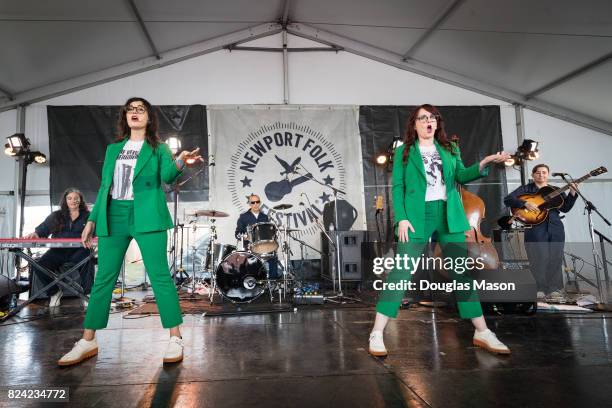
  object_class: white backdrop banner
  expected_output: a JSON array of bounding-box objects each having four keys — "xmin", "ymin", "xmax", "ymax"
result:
[{"xmin": 208, "ymin": 105, "xmax": 366, "ymax": 253}]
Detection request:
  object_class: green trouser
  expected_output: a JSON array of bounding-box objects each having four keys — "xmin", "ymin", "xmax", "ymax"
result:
[
  {"xmin": 84, "ymin": 200, "xmax": 183, "ymax": 329},
  {"xmin": 376, "ymin": 200, "xmax": 483, "ymax": 319}
]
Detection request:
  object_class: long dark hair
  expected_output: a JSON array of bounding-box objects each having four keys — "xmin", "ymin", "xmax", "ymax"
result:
[
  {"xmin": 115, "ymin": 97, "xmax": 161, "ymax": 148},
  {"xmin": 402, "ymin": 104, "xmax": 456, "ymax": 164},
  {"xmin": 51, "ymin": 188, "xmax": 88, "ymax": 235}
]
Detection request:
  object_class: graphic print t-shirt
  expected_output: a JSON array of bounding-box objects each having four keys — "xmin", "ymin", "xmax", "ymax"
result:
[
  {"xmin": 419, "ymin": 144, "xmax": 446, "ymax": 201},
  {"xmin": 111, "ymin": 140, "xmax": 144, "ymax": 200}
]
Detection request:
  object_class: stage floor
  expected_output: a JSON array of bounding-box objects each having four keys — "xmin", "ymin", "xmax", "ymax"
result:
[{"xmin": 1, "ymin": 298, "xmax": 612, "ymax": 407}]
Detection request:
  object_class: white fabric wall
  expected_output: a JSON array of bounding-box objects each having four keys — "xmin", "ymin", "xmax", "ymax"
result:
[{"xmin": 0, "ymin": 33, "xmax": 609, "ymax": 246}]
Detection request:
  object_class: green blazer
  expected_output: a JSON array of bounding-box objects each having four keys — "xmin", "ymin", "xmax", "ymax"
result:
[
  {"xmin": 392, "ymin": 140, "xmax": 489, "ymax": 239},
  {"xmin": 88, "ymin": 139, "xmax": 182, "ymax": 236}
]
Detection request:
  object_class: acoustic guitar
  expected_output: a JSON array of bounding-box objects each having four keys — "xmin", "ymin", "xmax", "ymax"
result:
[{"xmin": 509, "ymin": 166, "xmax": 607, "ymax": 226}]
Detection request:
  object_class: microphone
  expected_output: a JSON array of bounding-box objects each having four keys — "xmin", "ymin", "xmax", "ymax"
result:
[
  {"xmin": 552, "ymin": 172, "xmax": 568, "ymax": 177},
  {"xmin": 209, "ymin": 155, "xmax": 215, "ymax": 167}
]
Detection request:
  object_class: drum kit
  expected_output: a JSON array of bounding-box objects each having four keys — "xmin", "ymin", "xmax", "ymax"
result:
[{"xmin": 182, "ymin": 204, "xmax": 301, "ymax": 305}]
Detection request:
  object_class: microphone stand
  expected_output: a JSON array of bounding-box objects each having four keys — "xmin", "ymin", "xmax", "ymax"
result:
[
  {"xmin": 562, "ymin": 174, "xmax": 611, "ymax": 306},
  {"xmin": 169, "ymin": 161, "xmax": 209, "ymax": 286},
  {"xmin": 293, "ymin": 165, "xmax": 361, "ymax": 304}
]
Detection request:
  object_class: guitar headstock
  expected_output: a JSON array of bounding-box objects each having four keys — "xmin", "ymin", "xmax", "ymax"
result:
[{"xmin": 590, "ymin": 166, "xmax": 608, "ymax": 177}]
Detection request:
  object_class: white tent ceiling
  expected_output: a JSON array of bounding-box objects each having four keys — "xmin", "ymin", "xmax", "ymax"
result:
[{"xmin": 1, "ymin": 0, "xmax": 611, "ymax": 133}]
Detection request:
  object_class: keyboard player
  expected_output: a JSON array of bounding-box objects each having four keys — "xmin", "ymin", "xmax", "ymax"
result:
[{"xmin": 22, "ymin": 188, "xmax": 93, "ymax": 307}]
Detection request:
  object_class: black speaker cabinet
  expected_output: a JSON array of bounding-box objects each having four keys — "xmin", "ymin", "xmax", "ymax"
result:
[{"xmin": 321, "ymin": 231, "xmax": 368, "ymax": 282}]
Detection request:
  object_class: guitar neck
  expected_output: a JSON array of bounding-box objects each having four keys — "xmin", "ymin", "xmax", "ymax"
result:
[{"xmin": 545, "ymin": 173, "xmax": 591, "ymax": 199}]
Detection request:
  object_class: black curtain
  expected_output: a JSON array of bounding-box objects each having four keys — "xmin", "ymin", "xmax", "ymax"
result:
[
  {"xmin": 48, "ymin": 105, "xmax": 208, "ymax": 205},
  {"xmin": 359, "ymin": 105, "xmax": 507, "ymax": 242}
]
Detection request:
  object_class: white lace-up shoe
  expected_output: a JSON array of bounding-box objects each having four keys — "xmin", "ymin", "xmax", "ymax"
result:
[
  {"xmin": 58, "ymin": 338, "xmax": 98, "ymax": 366},
  {"xmin": 163, "ymin": 336, "xmax": 184, "ymax": 364},
  {"xmin": 473, "ymin": 329, "xmax": 511, "ymax": 355},
  {"xmin": 368, "ymin": 331, "xmax": 388, "ymax": 357}
]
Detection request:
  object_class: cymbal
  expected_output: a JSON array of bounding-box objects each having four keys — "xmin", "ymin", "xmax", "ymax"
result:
[
  {"xmin": 273, "ymin": 203, "xmax": 293, "ymax": 210},
  {"xmin": 190, "ymin": 209, "xmax": 229, "ymax": 218}
]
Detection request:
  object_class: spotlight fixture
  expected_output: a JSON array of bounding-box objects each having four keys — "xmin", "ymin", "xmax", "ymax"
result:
[
  {"xmin": 505, "ymin": 139, "xmax": 539, "ymax": 167},
  {"xmin": 375, "ymin": 153, "xmax": 388, "ymax": 165},
  {"xmin": 375, "ymin": 138, "xmax": 404, "ymax": 167},
  {"xmin": 5, "ymin": 133, "xmax": 30, "ymax": 156},
  {"xmin": 31, "ymin": 152, "xmax": 47, "ymax": 164},
  {"xmin": 4, "ymin": 143, "xmax": 16, "ymax": 156},
  {"xmin": 166, "ymin": 136, "xmax": 181, "ymax": 155}
]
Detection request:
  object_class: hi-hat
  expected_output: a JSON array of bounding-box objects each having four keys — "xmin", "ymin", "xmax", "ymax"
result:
[
  {"xmin": 273, "ymin": 203, "xmax": 293, "ymax": 210},
  {"xmin": 189, "ymin": 209, "xmax": 229, "ymax": 218}
]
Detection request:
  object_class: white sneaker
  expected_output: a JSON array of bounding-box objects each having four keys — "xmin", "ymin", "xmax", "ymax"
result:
[
  {"xmin": 163, "ymin": 336, "xmax": 184, "ymax": 364},
  {"xmin": 58, "ymin": 338, "xmax": 98, "ymax": 366},
  {"xmin": 49, "ymin": 289, "xmax": 63, "ymax": 307},
  {"xmin": 368, "ymin": 330, "xmax": 388, "ymax": 357},
  {"xmin": 473, "ymin": 329, "xmax": 511, "ymax": 355}
]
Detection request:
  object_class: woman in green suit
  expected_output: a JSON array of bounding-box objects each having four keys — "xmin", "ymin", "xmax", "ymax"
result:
[
  {"xmin": 58, "ymin": 97, "xmax": 202, "ymax": 366},
  {"xmin": 369, "ymin": 104, "xmax": 512, "ymax": 356}
]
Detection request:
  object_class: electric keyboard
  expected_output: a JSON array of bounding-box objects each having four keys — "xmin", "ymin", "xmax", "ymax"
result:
[{"xmin": 0, "ymin": 238, "xmax": 96, "ymax": 249}]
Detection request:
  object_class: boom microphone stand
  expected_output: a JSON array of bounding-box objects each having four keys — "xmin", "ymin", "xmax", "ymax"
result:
[
  {"xmin": 169, "ymin": 162, "xmax": 209, "ymax": 284},
  {"xmin": 562, "ymin": 174, "xmax": 611, "ymax": 305},
  {"xmin": 293, "ymin": 165, "xmax": 361, "ymax": 304}
]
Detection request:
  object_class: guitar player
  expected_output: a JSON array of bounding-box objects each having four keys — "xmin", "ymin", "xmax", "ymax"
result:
[{"xmin": 504, "ymin": 164, "xmax": 578, "ymax": 301}]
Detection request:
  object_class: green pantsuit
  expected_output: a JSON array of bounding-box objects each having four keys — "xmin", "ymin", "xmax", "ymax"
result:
[
  {"xmin": 375, "ymin": 141, "xmax": 488, "ymax": 320},
  {"xmin": 84, "ymin": 200, "xmax": 183, "ymax": 329},
  {"xmin": 375, "ymin": 200, "xmax": 482, "ymax": 319},
  {"xmin": 86, "ymin": 139, "xmax": 184, "ymax": 330}
]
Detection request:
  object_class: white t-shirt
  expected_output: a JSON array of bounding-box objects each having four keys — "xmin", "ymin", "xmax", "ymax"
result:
[
  {"xmin": 111, "ymin": 140, "xmax": 144, "ymax": 200},
  {"xmin": 419, "ymin": 144, "xmax": 447, "ymax": 201}
]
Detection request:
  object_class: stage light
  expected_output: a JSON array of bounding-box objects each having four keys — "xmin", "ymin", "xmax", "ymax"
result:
[
  {"xmin": 4, "ymin": 143, "xmax": 16, "ymax": 156},
  {"xmin": 375, "ymin": 153, "xmax": 388, "ymax": 165},
  {"xmin": 5, "ymin": 133, "xmax": 29, "ymax": 156},
  {"xmin": 505, "ymin": 139, "xmax": 540, "ymax": 167},
  {"xmin": 32, "ymin": 152, "xmax": 47, "ymax": 164},
  {"xmin": 375, "ymin": 138, "xmax": 404, "ymax": 167},
  {"xmin": 166, "ymin": 136, "xmax": 181, "ymax": 155}
]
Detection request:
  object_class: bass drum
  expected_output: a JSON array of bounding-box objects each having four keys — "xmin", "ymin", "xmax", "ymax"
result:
[
  {"xmin": 215, "ymin": 251, "xmax": 267, "ymax": 303},
  {"xmin": 204, "ymin": 243, "xmax": 236, "ymax": 272}
]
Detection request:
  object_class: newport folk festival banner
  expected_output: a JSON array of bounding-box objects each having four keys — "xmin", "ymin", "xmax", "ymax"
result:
[{"xmin": 208, "ymin": 105, "xmax": 367, "ymax": 254}]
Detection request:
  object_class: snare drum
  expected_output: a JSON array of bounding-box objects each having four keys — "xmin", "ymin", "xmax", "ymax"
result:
[{"xmin": 248, "ymin": 222, "xmax": 278, "ymax": 255}]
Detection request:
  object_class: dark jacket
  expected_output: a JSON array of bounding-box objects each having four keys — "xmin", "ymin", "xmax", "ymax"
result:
[
  {"xmin": 235, "ymin": 210, "xmax": 270, "ymax": 239},
  {"xmin": 35, "ymin": 210, "xmax": 91, "ymax": 239}
]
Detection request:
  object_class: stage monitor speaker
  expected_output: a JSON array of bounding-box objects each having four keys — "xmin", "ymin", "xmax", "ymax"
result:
[
  {"xmin": 322, "ymin": 200, "xmax": 358, "ymax": 231},
  {"xmin": 483, "ymin": 228, "xmax": 536, "ymax": 313},
  {"xmin": 321, "ymin": 231, "xmax": 368, "ymax": 282},
  {"xmin": 493, "ymin": 228, "xmax": 529, "ymax": 262}
]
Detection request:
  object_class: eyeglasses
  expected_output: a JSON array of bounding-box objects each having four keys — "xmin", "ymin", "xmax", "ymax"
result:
[
  {"xmin": 416, "ymin": 114, "xmax": 439, "ymax": 123},
  {"xmin": 126, "ymin": 106, "xmax": 147, "ymax": 114},
  {"xmin": 250, "ymin": 201, "xmax": 261, "ymax": 204}
]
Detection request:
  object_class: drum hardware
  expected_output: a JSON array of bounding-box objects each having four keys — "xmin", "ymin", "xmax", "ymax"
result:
[
  {"xmin": 189, "ymin": 209, "xmax": 230, "ymax": 218},
  {"xmin": 294, "ymin": 166, "xmax": 361, "ymax": 304},
  {"xmin": 273, "ymin": 203, "xmax": 293, "ymax": 211},
  {"xmin": 169, "ymin": 162, "xmax": 208, "ymax": 285}
]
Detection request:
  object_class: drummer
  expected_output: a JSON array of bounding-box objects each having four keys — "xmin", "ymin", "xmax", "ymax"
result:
[{"xmin": 235, "ymin": 194, "xmax": 279, "ymax": 278}]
